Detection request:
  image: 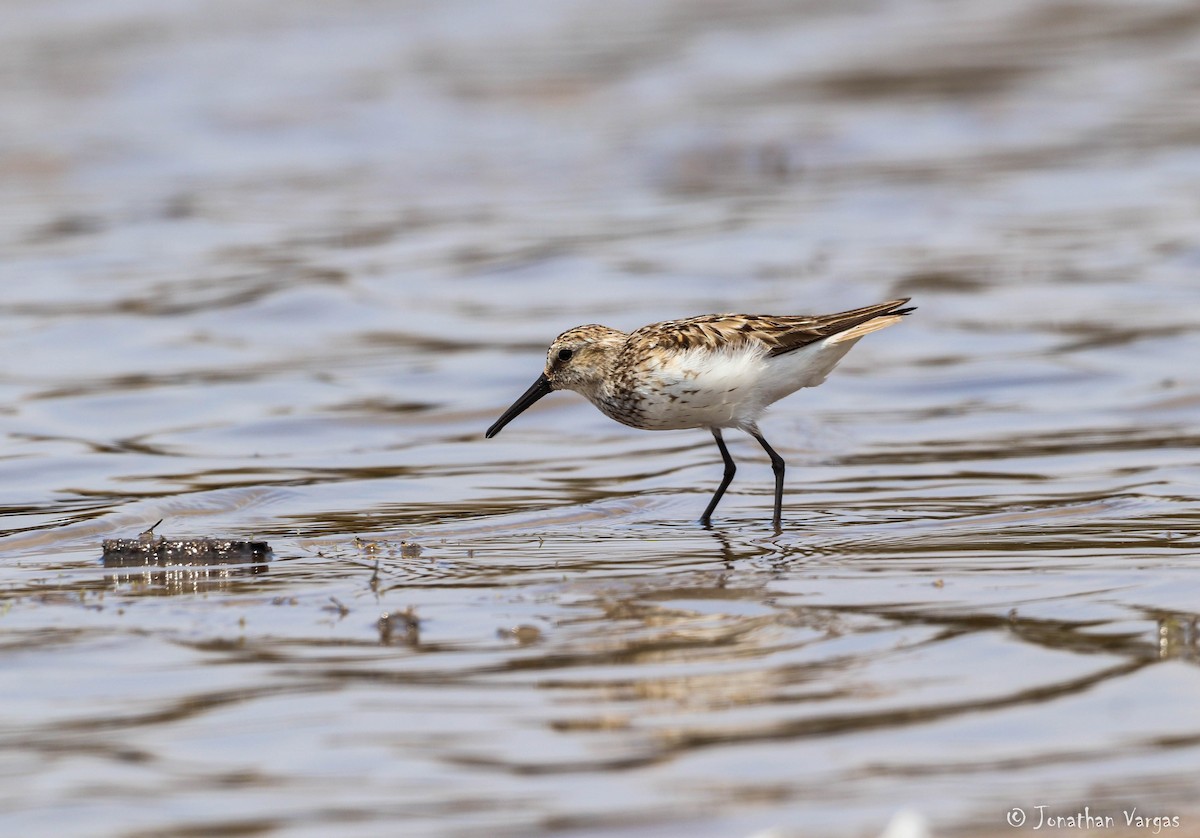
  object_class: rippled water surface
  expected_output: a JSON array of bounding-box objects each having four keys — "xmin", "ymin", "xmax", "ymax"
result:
[{"xmin": 3, "ymin": 1, "xmax": 1200, "ymax": 836}]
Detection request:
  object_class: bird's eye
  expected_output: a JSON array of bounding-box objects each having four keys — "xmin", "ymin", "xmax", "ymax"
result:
[{"xmin": 557, "ymin": 348, "xmax": 574, "ymax": 362}]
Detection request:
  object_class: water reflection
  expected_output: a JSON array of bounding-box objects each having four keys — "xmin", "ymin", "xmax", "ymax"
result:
[
  {"xmin": 101, "ymin": 554, "xmax": 269, "ymax": 596},
  {"xmin": 3, "ymin": 0, "xmax": 1200, "ymax": 834},
  {"xmin": 1157, "ymin": 614, "xmax": 1200, "ymax": 662}
]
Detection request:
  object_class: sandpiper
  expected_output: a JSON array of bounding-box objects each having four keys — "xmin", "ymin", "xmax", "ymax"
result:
[{"xmin": 486, "ymin": 298, "xmax": 914, "ymax": 526}]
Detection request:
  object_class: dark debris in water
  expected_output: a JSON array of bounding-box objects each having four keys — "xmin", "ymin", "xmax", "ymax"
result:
[
  {"xmin": 102, "ymin": 521, "xmax": 271, "ymax": 566},
  {"xmin": 378, "ymin": 607, "xmax": 420, "ymax": 646},
  {"xmin": 497, "ymin": 624, "xmax": 544, "ymax": 645},
  {"xmin": 102, "ymin": 538, "xmax": 271, "ymax": 564}
]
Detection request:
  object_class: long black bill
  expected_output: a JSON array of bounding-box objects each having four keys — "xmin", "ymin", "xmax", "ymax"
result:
[{"xmin": 485, "ymin": 373, "xmax": 553, "ymax": 438}]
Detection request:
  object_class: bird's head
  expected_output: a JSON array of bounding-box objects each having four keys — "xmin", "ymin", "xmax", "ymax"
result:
[{"xmin": 485, "ymin": 324, "xmax": 623, "ymax": 438}]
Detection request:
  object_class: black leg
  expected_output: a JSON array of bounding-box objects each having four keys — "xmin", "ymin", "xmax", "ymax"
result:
[
  {"xmin": 700, "ymin": 428, "xmax": 736, "ymax": 525},
  {"xmin": 749, "ymin": 429, "xmax": 786, "ymax": 527}
]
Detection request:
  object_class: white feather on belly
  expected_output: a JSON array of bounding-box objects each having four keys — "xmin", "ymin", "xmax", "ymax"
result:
[{"xmin": 634, "ymin": 333, "xmax": 869, "ymax": 431}]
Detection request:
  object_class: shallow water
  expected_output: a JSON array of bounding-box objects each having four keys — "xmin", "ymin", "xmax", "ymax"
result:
[{"xmin": 3, "ymin": 1, "xmax": 1200, "ymax": 836}]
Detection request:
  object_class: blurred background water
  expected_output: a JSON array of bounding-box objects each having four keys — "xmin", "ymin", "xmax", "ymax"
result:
[{"xmin": 2, "ymin": 1, "xmax": 1200, "ymax": 836}]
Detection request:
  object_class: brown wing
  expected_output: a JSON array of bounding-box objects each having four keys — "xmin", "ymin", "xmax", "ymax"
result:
[
  {"xmin": 763, "ymin": 298, "xmax": 915, "ymax": 356},
  {"xmin": 626, "ymin": 298, "xmax": 914, "ymax": 357}
]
